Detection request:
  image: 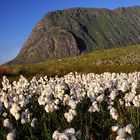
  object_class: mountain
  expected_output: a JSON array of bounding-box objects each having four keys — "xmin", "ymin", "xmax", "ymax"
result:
[{"xmin": 9, "ymin": 6, "xmax": 140, "ymax": 64}]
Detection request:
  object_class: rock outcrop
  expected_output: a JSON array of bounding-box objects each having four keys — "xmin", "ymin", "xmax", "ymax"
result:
[{"xmin": 9, "ymin": 7, "xmax": 140, "ymax": 64}]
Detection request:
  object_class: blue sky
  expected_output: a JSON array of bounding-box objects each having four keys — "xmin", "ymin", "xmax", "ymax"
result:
[{"xmin": 0, "ymin": 0, "xmax": 140, "ymax": 64}]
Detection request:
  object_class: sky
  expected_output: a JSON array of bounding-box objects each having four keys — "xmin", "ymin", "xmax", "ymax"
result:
[{"xmin": 0, "ymin": 0, "xmax": 140, "ymax": 64}]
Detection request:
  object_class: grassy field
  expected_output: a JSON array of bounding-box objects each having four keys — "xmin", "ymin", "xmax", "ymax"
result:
[
  {"xmin": 0, "ymin": 45, "xmax": 140, "ymax": 140},
  {"xmin": 0, "ymin": 44, "xmax": 140, "ymax": 82},
  {"xmin": 0, "ymin": 72, "xmax": 139, "ymax": 140}
]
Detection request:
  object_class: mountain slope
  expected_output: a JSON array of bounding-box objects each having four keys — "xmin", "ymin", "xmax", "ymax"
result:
[
  {"xmin": 9, "ymin": 6, "xmax": 140, "ymax": 64},
  {"xmin": 3, "ymin": 44, "xmax": 140, "ymax": 79}
]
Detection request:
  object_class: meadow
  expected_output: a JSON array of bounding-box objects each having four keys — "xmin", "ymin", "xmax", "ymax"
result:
[
  {"xmin": 0, "ymin": 45, "xmax": 140, "ymax": 140},
  {"xmin": 1, "ymin": 44, "xmax": 140, "ymax": 80},
  {"xmin": 0, "ymin": 72, "xmax": 140, "ymax": 140}
]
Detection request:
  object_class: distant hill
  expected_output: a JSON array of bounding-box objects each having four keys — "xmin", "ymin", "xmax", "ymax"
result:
[{"xmin": 8, "ymin": 6, "xmax": 140, "ymax": 64}]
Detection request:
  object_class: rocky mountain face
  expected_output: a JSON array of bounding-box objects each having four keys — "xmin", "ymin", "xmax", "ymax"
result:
[{"xmin": 9, "ymin": 6, "xmax": 140, "ymax": 64}]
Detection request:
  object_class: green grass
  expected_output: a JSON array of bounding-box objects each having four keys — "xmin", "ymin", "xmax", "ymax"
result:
[
  {"xmin": 0, "ymin": 45, "xmax": 140, "ymax": 139},
  {"xmin": 1, "ymin": 44, "xmax": 140, "ymax": 82}
]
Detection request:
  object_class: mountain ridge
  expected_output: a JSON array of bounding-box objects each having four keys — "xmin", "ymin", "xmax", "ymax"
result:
[{"xmin": 8, "ymin": 6, "xmax": 140, "ymax": 64}]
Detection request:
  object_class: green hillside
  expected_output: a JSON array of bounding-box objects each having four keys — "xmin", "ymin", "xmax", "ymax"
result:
[{"xmin": 1, "ymin": 44, "xmax": 140, "ymax": 83}]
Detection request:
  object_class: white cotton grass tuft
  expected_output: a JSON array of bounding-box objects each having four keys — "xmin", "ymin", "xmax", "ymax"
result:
[
  {"xmin": 112, "ymin": 124, "xmax": 135, "ymax": 140},
  {"xmin": 68, "ymin": 100, "xmax": 77, "ymax": 110},
  {"xmin": 64, "ymin": 128, "xmax": 75, "ymax": 135},
  {"xmin": 52, "ymin": 130, "xmax": 60, "ymax": 139},
  {"xmin": 52, "ymin": 128, "xmax": 81, "ymax": 140},
  {"xmin": 111, "ymin": 126, "xmax": 119, "ymax": 132},
  {"xmin": 6, "ymin": 131, "xmax": 16, "ymax": 140},
  {"xmin": 3, "ymin": 119, "xmax": 12, "ymax": 129},
  {"xmin": 31, "ymin": 118, "xmax": 38, "ymax": 127},
  {"xmin": 117, "ymin": 128, "xmax": 126, "ymax": 138},
  {"xmin": 125, "ymin": 124, "xmax": 134, "ymax": 135},
  {"xmin": 52, "ymin": 131, "xmax": 68, "ymax": 140},
  {"xmin": 64, "ymin": 109, "xmax": 77, "ymax": 123},
  {"xmin": 2, "ymin": 112, "xmax": 8, "ymax": 117},
  {"xmin": 15, "ymin": 113, "xmax": 20, "ymax": 120}
]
